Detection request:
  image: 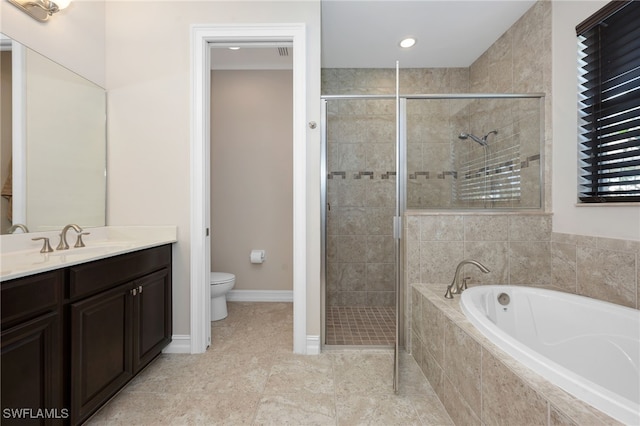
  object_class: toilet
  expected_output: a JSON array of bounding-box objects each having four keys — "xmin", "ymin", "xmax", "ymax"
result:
[{"xmin": 210, "ymin": 272, "xmax": 236, "ymax": 321}]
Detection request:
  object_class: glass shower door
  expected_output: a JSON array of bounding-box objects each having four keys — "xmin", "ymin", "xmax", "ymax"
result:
[{"xmin": 322, "ymin": 96, "xmax": 398, "ymax": 348}]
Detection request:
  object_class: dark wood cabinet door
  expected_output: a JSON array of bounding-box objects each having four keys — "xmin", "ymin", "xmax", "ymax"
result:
[
  {"xmin": 1, "ymin": 312, "xmax": 63, "ymax": 425},
  {"xmin": 69, "ymin": 283, "xmax": 133, "ymax": 425},
  {"xmin": 132, "ymin": 268, "xmax": 172, "ymax": 373}
]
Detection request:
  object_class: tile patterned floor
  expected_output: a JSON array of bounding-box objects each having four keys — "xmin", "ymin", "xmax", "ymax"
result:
[
  {"xmin": 87, "ymin": 302, "xmax": 452, "ymax": 425},
  {"xmin": 325, "ymin": 306, "xmax": 396, "ymax": 346}
]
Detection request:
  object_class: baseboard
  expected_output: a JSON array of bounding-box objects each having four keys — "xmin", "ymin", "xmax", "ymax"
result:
[
  {"xmin": 227, "ymin": 289, "xmax": 293, "ymax": 302},
  {"xmin": 162, "ymin": 335, "xmax": 191, "ymax": 353},
  {"xmin": 306, "ymin": 335, "xmax": 320, "ymax": 355}
]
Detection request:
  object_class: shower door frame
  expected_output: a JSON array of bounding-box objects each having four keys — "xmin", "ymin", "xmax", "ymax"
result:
[{"xmin": 320, "ymin": 93, "xmax": 405, "ymax": 391}]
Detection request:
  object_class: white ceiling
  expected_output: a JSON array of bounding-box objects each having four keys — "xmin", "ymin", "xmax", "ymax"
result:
[
  {"xmin": 321, "ymin": 0, "xmax": 537, "ymax": 68},
  {"xmin": 211, "ymin": 0, "xmax": 537, "ymax": 70}
]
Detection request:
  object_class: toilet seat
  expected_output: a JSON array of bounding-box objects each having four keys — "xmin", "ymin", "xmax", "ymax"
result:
[{"xmin": 211, "ymin": 272, "xmax": 235, "ymax": 285}]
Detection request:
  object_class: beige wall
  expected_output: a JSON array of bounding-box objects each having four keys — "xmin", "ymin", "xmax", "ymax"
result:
[
  {"xmin": 552, "ymin": 0, "xmax": 640, "ymax": 241},
  {"xmin": 105, "ymin": 1, "xmax": 321, "ymax": 337},
  {"xmin": 210, "ymin": 70, "xmax": 293, "ymax": 291},
  {"xmin": 0, "ymin": 0, "xmax": 106, "ymax": 87}
]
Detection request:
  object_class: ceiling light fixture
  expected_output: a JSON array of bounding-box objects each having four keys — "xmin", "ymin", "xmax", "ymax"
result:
[
  {"xmin": 399, "ymin": 37, "xmax": 417, "ymax": 49},
  {"xmin": 228, "ymin": 47, "xmax": 240, "ymax": 51},
  {"xmin": 8, "ymin": 0, "xmax": 71, "ymax": 21}
]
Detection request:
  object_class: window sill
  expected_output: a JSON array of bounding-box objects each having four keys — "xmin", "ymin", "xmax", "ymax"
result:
[{"xmin": 575, "ymin": 202, "xmax": 640, "ymax": 207}]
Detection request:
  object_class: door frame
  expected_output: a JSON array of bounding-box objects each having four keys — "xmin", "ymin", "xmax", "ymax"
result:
[{"xmin": 190, "ymin": 23, "xmax": 307, "ymax": 354}]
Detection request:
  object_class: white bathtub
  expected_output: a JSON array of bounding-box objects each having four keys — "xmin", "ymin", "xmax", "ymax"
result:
[{"xmin": 460, "ymin": 286, "xmax": 640, "ymax": 425}]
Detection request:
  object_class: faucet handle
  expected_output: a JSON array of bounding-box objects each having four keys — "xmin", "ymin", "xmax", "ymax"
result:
[
  {"xmin": 74, "ymin": 232, "xmax": 90, "ymax": 248},
  {"xmin": 32, "ymin": 237, "xmax": 54, "ymax": 253},
  {"xmin": 56, "ymin": 233, "xmax": 68, "ymax": 250},
  {"xmin": 462, "ymin": 277, "xmax": 471, "ymax": 291}
]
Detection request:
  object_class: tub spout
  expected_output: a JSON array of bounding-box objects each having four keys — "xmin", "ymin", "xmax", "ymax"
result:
[{"xmin": 444, "ymin": 259, "xmax": 490, "ymax": 299}]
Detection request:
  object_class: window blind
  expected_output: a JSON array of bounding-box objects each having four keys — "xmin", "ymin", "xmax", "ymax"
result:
[{"xmin": 577, "ymin": 0, "xmax": 640, "ymax": 202}]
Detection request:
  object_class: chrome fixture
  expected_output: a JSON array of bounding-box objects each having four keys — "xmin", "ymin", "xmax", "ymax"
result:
[
  {"xmin": 444, "ymin": 259, "xmax": 490, "ymax": 299},
  {"xmin": 74, "ymin": 232, "xmax": 90, "ymax": 248},
  {"xmin": 8, "ymin": 0, "xmax": 71, "ymax": 22},
  {"xmin": 7, "ymin": 223, "xmax": 29, "ymax": 233},
  {"xmin": 32, "ymin": 237, "xmax": 54, "ymax": 253},
  {"xmin": 56, "ymin": 224, "xmax": 82, "ymax": 250},
  {"xmin": 458, "ymin": 130, "xmax": 498, "ymax": 146}
]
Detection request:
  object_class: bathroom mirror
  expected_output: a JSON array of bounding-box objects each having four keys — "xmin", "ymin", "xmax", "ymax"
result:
[{"xmin": 0, "ymin": 34, "xmax": 106, "ymax": 234}]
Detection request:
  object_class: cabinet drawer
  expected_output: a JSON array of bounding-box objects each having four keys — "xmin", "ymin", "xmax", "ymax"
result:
[
  {"xmin": 1, "ymin": 270, "xmax": 62, "ymax": 329},
  {"xmin": 68, "ymin": 245, "xmax": 171, "ymax": 300}
]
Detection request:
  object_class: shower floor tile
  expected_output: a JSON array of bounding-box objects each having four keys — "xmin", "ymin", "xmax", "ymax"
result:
[{"xmin": 325, "ymin": 306, "xmax": 396, "ymax": 346}]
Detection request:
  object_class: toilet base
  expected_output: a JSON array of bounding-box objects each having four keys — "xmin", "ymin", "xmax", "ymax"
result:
[{"xmin": 211, "ymin": 295, "xmax": 228, "ymax": 321}]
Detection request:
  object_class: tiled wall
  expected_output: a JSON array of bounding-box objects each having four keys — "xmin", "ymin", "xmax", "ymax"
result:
[
  {"xmin": 551, "ymin": 232, "xmax": 640, "ymax": 309},
  {"xmin": 325, "ymin": 98, "xmax": 397, "ymax": 307},
  {"xmin": 407, "ymin": 97, "xmax": 543, "ymax": 209},
  {"xmin": 404, "ymin": 213, "xmax": 640, "ymax": 309},
  {"xmin": 323, "ymin": 68, "xmax": 470, "ymax": 307},
  {"xmin": 468, "ymin": 0, "xmax": 553, "ymax": 211}
]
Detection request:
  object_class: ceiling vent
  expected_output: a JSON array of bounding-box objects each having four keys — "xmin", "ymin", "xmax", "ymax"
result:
[{"xmin": 278, "ymin": 47, "xmax": 289, "ymax": 57}]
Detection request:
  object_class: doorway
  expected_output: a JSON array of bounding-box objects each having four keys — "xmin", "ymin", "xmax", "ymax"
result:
[
  {"xmin": 190, "ymin": 24, "xmax": 308, "ymax": 354},
  {"xmin": 209, "ymin": 45, "xmax": 293, "ymax": 310}
]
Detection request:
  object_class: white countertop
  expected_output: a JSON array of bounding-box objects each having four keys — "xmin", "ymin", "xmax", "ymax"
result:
[{"xmin": 0, "ymin": 226, "xmax": 177, "ymax": 281}]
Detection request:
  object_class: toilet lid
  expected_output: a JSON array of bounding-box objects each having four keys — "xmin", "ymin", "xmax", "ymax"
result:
[{"xmin": 210, "ymin": 272, "xmax": 235, "ymax": 285}]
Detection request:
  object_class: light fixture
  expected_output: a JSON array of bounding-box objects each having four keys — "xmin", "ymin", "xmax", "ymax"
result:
[
  {"xmin": 8, "ymin": 0, "xmax": 71, "ymax": 22},
  {"xmin": 399, "ymin": 37, "xmax": 417, "ymax": 49},
  {"xmin": 228, "ymin": 47, "xmax": 240, "ymax": 51}
]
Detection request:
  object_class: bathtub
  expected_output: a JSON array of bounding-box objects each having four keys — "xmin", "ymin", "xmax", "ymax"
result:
[{"xmin": 460, "ymin": 286, "xmax": 640, "ymax": 425}]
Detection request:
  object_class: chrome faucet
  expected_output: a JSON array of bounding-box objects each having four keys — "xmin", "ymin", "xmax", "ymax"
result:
[
  {"xmin": 444, "ymin": 259, "xmax": 490, "ymax": 299},
  {"xmin": 7, "ymin": 223, "xmax": 29, "ymax": 233},
  {"xmin": 56, "ymin": 224, "xmax": 83, "ymax": 250}
]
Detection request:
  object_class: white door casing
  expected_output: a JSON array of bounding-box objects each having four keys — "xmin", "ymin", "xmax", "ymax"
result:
[{"xmin": 190, "ymin": 23, "xmax": 307, "ymax": 354}]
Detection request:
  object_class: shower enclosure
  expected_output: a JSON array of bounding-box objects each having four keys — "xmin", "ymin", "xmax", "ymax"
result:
[{"xmin": 321, "ymin": 93, "xmax": 544, "ymax": 349}]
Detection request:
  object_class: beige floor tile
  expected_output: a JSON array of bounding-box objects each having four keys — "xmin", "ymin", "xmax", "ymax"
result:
[
  {"xmin": 87, "ymin": 302, "xmax": 452, "ymax": 425},
  {"xmin": 253, "ymin": 392, "xmax": 336, "ymax": 425},
  {"xmin": 335, "ymin": 393, "xmax": 422, "ymax": 426}
]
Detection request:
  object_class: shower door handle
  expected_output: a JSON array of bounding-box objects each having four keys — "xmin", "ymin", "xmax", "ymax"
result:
[{"xmin": 393, "ymin": 216, "xmax": 401, "ymax": 240}]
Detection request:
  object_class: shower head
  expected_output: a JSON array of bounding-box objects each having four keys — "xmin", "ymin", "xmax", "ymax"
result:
[
  {"xmin": 458, "ymin": 130, "xmax": 498, "ymax": 146},
  {"xmin": 458, "ymin": 132, "xmax": 486, "ymax": 146}
]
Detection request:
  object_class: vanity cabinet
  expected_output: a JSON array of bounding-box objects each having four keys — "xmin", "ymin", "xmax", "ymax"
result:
[
  {"xmin": 1, "ymin": 271, "xmax": 64, "ymax": 425},
  {"xmin": 68, "ymin": 245, "xmax": 172, "ymax": 425},
  {"xmin": 0, "ymin": 244, "xmax": 172, "ymax": 426}
]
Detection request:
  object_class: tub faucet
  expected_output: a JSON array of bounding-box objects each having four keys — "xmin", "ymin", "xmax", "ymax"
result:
[
  {"xmin": 444, "ymin": 259, "xmax": 490, "ymax": 299},
  {"xmin": 56, "ymin": 224, "xmax": 83, "ymax": 250},
  {"xmin": 7, "ymin": 223, "xmax": 29, "ymax": 233}
]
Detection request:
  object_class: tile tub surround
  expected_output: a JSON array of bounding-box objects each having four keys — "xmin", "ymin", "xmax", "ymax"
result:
[
  {"xmin": 87, "ymin": 302, "xmax": 453, "ymax": 425},
  {"xmin": 403, "ymin": 213, "xmax": 640, "ymax": 347},
  {"xmin": 411, "ymin": 283, "xmax": 621, "ymax": 426}
]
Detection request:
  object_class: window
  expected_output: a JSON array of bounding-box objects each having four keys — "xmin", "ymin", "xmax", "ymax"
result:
[{"xmin": 576, "ymin": 0, "xmax": 640, "ymax": 203}]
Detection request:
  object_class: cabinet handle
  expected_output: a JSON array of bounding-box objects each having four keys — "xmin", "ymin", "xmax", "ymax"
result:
[
  {"xmin": 131, "ymin": 288, "xmax": 137, "ymax": 296},
  {"xmin": 138, "ymin": 285, "xmax": 143, "ymax": 294}
]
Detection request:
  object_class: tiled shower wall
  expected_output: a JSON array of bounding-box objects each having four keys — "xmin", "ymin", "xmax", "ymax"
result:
[
  {"xmin": 325, "ymin": 98, "xmax": 397, "ymax": 307},
  {"xmin": 323, "ymin": 68, "xmax": 470, "ymax": 307},
  {"xmin": 407, "ymin": 97, "xmax": 543, "ymax": 210}
]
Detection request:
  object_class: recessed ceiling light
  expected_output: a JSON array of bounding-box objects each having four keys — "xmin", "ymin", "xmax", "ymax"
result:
[
  {"xmin": 228, "ymin": 46, "xmax": 240, "ymax": 51},
  {"xmin": 399, "ymin": 37, "xmax": 417, "ymax": 49}
]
